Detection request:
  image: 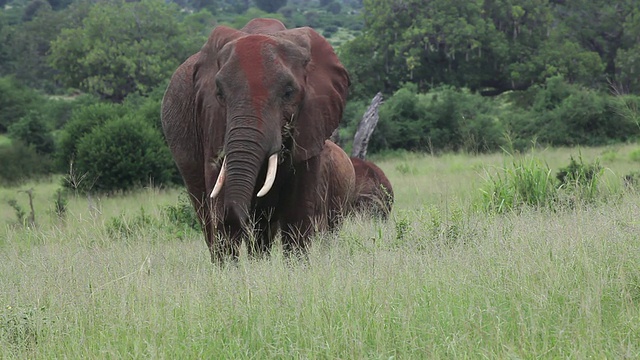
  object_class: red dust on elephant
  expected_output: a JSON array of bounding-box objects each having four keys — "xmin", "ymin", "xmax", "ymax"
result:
[{"xmin": 161, "ymin": 18, "xmax": 354, "ymax": 262}]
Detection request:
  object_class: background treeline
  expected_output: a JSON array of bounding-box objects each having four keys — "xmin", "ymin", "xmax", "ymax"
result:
[{"xmin": 0, "ymin": 0, "xmax": 638, "ymax": 192}]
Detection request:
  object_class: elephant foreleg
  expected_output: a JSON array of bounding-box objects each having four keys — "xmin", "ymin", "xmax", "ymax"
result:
[{"xmin": 279, "ymin": 155, "xmax": 329, "ymax": 255}]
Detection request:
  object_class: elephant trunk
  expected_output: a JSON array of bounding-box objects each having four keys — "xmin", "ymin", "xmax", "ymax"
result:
[{"xmin": 219, "ymin": 121, "xmax": 278, "ymax": 224}]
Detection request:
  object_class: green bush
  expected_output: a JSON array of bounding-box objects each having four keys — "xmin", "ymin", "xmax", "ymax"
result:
[
  {"xmin": 0, "ymin": 142, "xmax": 53, "ymax": 186},
  {"xmin": 122, "ymin": 91, "xmax": 163, "ymax": 131},
  {"xmin": 326, "ymin": 2, "xmax": 342, "ymax": 15},
  {"xmin": 105, "ymin": 207, "xmax": 156, "ymax": 240},
  {"xmin": 8, "ymin": 111, "xmax": 55, "ymax": 155},
  {"xmin": 506, "ymin": 77, "xmax": 640, "ymax": 147},
  {"xmin": 370, "ymin": 84, "xmax": 429, "ymax": 152},
  {"xmin": 56, "ymin": 102, "xmax": 126, "ymax": 171},
  {"xmin": 41, "ymin": 94, "xmax": 100, "ymax": 130},
  {"xmin": 371, "ymin": 84, "xmax": 505, "ymax": 153},
  {"xmin": 160, "ymin": 193, "xmax": 201, "ymax": 239},
  {"xmin": 73, "ymin": 115, "xmax": 174, "ymax": 193},
  {"xmin": 555, "ymin": 155, "xmax": 603, "ymax": 203},
  {"xmin": 323, "ymin": 25, "xmax": 339, "ymax": 38},
  {"xmin": 0, "ymin": 76, "xmax": 44, "ymax": 132}
]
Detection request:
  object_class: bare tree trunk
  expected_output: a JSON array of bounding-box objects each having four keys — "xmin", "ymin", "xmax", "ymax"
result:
[
  {"xmin": 19, "ymin": 188, "xmax": 36, "ymax": 227},
  {"xmin": 330, "ymin": 128, "xmax": 340, "ymax": 145},
  {"xmin": 351, "ymin": 92, "xmax": 383, "ymax": 160}
]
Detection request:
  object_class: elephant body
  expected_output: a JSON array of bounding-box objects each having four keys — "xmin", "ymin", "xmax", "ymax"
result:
[
  {"xmin": 161, "ymin": 18, "xmax": 352, "ymax": 262},
  {"xmin": 350, "ymin": 157, "xmax": 394, "ymax": 219}
]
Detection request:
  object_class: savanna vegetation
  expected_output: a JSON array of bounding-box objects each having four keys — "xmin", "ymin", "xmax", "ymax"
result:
[
  {"xmin": 2, "ymin": 0, "xmax": 640, "ymax": 357},
  {"xmin": 2, "ymin": 145, "xmax": 640, "ymax": 357},
  {"xmin": 1, "ymin": 0, "xmax": 640, "ymax": 191}
]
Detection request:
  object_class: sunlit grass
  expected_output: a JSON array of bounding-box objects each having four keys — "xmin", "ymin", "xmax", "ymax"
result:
[{"xmin": 1, "ymin": 145, "xmax": 640, "ymax": 357}]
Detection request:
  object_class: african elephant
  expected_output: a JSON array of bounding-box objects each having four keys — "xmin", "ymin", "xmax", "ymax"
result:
[
  {"xmin": 350, "ymin": 157, "xmax": 394, "ymax": 219},
  {"xmin": 161, "ymin": 18, "xmax": 352, "ymax": 262}
]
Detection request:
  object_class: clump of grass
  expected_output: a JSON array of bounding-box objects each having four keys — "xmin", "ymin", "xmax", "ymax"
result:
[
  {"xmin": 104, "ymin": 194, "xmax": 200, "ymax": 241},
  {"xmin": 555, "ymin": 154, "xmax": 603, "ymax": 204},
  {"xmin": 53, "ymin": 189, "xmax": 67, "ymax": 220},
  {"xmin": 105, "ymin": 206, "xmax": 156, "ymax": 240},
  {"xmin": 414, "ymin": 205, "xmax": 471, "ymax": 250},
  {"xmin": 160, "ymin": 192, "xmax": 200, "ymax": 238},
  {"xmin": 0, "ymin": 305, "xmax": 48, "ymax": 353},
  {"xmin": 478, "ymin": 152, "xmax": 608, "ymax": 213},
  {"xmin": 478, "ymin": 153, "xmax": 556, "ymax": 213},
  {"xmin": 393, "ymin": 211, "xmax": 412, "ymax": 245}
]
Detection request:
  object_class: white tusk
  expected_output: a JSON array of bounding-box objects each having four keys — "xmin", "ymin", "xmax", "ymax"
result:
[
  {"xmin": 210, "ymin": 157, "xmax": 226, "ymax": 199},
  {"xmin": 256, "ymin": 154, "xmax": 278, "ymax": 198}
]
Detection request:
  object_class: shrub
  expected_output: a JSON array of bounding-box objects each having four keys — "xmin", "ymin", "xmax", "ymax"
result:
[
  {"xmin": 370, "ymin": 83, "xmax": 429, "ymax": 153},
  {"xmin": 338, "ymin": 97, "xmax": 369, "ymax": 150},
  {"xmin": 323, "ymin": 25, "xmax": 339, "ymax": 38},
  {"xmin": 105, "ymin": 207, "xmax": 156, "ymax": 239},
  {"xmin": 326, "ymin": 2, "xmax": 342, "ymax": 15},
  {"xmin": 41, "ymin": 94, "xmax": 100, "ymax": 130},
  {"xmin": 161, "ymin": 193, "xmax": 201, "ymax": 239},
  {"xmin": 73, "ymin": 115, "xmax": 174, "ymax": 193},
  {"xmin": 56, "ymin": 102, "xmax": 126, "ymax": 171},
  {"xmin": 122, "ymin": 91, "xmax": 163, "ymax": 131},
  {"xmin": 0, "ymin": 142, "xmax": 53, "ymax": 186},
  {"xmin": 8, "ymin": 111, "xmax": 55, "ymax": 155},
  {"xmin": 555, "ymin": 155, "xmax": 603, "ymax": 203},
  {"xmin": 371, "ymin": 84, "xmax": 505, "ymax": 153},
  {"xmin": 506, "ymin": 77, "xmax": 640, "ymax": 147},
  {"xmin": 0, "ymin": 76, "xmax": 44, "ymax": 132}
]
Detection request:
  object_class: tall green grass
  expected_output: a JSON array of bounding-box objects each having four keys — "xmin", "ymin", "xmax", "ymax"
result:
[
  {"xmin": 1, "ymin": 145, "xmax": 640, "ymax": 358},
  {"xmin": 477, "ymin": 151, "xmax": 612, "ymax": 213}
]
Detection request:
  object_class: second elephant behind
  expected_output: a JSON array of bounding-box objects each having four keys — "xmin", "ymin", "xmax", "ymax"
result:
[{"xmin": 350, "ymin": 157, "xmax": 394, "ymax": 219}]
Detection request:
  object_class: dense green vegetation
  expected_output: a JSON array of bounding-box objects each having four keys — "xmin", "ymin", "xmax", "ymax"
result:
[
  {"xmin": 2, "ymin": 146, "xmax": 640, "ymax": 357},
  {"xmin": 1, "ymin": 0, "xmax": 640, "ymax": 193},
  {"xmin": 2, "ymin": 2, "xmax": 640, "ymax": 356}
]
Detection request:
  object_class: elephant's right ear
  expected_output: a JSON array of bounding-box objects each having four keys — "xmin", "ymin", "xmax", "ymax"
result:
[{"xmin": 193, "ymin": 26, "xmax": 243, "ymax": 153}]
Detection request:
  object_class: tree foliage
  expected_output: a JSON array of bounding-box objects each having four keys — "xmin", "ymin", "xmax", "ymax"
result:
[
  {"xmin": 253, "ymin": 0, "xmax": 286, "ymax": 13},
  {"xmin": 0, "ymin": 76, "xmax": 44, "ymax": 132},
  {"xmin": 341, "ymin": 0, "xmax": 640, "ymax": 100},
  {"xmin": 56, "ymin": 102, "xmax": 127, "ymax": 170},
  {"xmin": 8, "ymin": 111, "xmax": 55, "ymax": 155},
  {"xmin": 49, "ymin": 0, "xmax": 208, "ymax": 102}
]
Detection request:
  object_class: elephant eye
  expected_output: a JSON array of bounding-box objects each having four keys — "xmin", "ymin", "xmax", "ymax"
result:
[
  {"xmin": 216, "ymin": 88, "xmax": 225, "ymax": 103},
  {"xmin": 282, "ymin": 85, "xmax": 295, "ymax": 101}
]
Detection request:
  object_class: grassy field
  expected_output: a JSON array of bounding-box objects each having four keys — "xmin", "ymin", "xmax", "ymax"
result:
[{"xmin": 2, "ymin": 144, "xmax": 640, "ymax": 358}]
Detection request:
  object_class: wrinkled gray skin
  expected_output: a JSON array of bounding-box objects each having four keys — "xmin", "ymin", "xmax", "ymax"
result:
[{"xmin": 161, "ymin": 18, "xmax": 352, "ymax": 263}]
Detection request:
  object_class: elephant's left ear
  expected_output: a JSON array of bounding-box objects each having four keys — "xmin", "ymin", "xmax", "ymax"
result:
[{"xmin": 285, "ymin": 28, "xmax": 350, "ymax": 162}]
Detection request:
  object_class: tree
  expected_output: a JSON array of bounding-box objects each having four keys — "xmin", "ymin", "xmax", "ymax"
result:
[
  {"xmin": 0, "ymin": 76, "xmax": 44, "ymax": 132},
  {"xmin": 552, "ymin": 0, "xmax": 635, "ymax": 80},
  {"xmin": 343, "ymin": 0, "xmax": 609, "ymax": 98},
  {"xmin": 4, "ymin": 7, "xmax": 67, "ymax": 91},
  {"xmin": 49, "ymin": 0, "xmax": 208, "ymax": 102},
  {"xmin": 253, "ymin": 0, "xmax": 286, "ymax": 13}
]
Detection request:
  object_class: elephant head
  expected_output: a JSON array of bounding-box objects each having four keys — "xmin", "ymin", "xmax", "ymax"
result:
[{"xmin": 192, "ymin": 19, "xmax": 350, "ymax": 226}]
